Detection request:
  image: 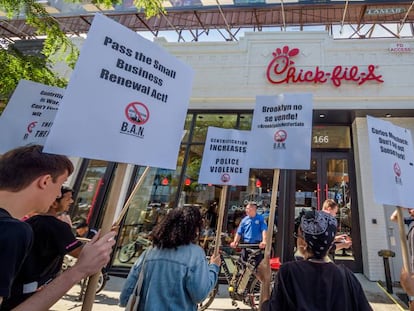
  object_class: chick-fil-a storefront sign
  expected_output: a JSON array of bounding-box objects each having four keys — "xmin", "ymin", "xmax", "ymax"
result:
[{"xmin": 266, "ymin": 46, "xmax": 384, "ymax": 87}]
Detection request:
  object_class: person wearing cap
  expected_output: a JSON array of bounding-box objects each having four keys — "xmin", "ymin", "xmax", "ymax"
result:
[{"xmin": 257, "ymin": 210, "xmax": 372, "ymax": 311}]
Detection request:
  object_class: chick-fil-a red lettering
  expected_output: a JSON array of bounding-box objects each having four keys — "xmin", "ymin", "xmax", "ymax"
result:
[{"xmin": 266, "ymin": 46, "xmax": 384, "ymax": 87}]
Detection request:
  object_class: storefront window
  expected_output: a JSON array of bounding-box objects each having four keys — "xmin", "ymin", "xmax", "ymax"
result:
[
  {"xmin": 192, "ymin": 113, "xmax": 237, "ymax": 142},
  {"xmin": 72, "ymin": 160, "xmax": 109, "ymax": 225},
  {"xmin": 112, "ymin": 112, "xmax": 353, "ymax": 271}
]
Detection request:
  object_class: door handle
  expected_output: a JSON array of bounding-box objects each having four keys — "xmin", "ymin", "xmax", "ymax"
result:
[{"xmin": 317, "ymin": 184, "xmax": 321, "ymax": 210}]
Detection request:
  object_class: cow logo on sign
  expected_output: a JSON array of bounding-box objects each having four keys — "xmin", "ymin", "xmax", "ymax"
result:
[
  {"xmin": 273, "ymin": 129, "xmax": 287, "ymax": 150},
  {"xmin": 394, "ymin": 162, "xmax": 402, "ymax": 185},
  {"xmin": 119, "ymin": 101, "xmax": 149, "ymax": 138}
]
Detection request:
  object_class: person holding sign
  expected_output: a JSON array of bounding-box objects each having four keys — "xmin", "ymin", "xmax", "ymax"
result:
[
  {"xmin": 391, "ymin": 208, "xmax": 414, "ymax": 272},
  {"xmin": 401, "ymin": 268, "xmax": 414, "ymax": 310},
  {"xmin": 257, "ymin": 210, "xmax": 372, "ymax": 311},
  {"xmin": 0, "ymin": 145, "xmax": 116, "ymax": 311},
  {"xmin": 119, "ymin": 205, "xmax": 221, "ymax": 310},
  {"xmin": 230, "ymin": 202, "xmax": 267, "ymax": 265},
  {"xmin": 2, "ymin": 185, "xmax": 84, "ymax": 310}
]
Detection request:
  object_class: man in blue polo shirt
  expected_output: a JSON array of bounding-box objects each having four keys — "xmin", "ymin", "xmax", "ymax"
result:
[{"xmin": 230, "ymin": 202, "xmax": 267, "ymax": 265}]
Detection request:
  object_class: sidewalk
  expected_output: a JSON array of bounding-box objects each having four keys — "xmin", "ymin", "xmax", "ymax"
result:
[{"xmin": 51, "ymin": 273, "xmax": 409, "ymax": 310}]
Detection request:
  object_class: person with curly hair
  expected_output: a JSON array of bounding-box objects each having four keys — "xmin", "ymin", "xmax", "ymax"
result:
[{"xmin": 119, "ymin": 205, "xmax": 221, "ymax": 310}]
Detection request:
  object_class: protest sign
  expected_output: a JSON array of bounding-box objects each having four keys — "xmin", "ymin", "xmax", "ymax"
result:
[
  {"xmin": 198, "ymin": 127, "xmax": 250, "ymax": 186},
  {"xmin": 0, "ymin": 80, "xmax": 64, "ymax": 153},
  {"xmin": 247, "ymin": 93, "xmax": 313, "ymax": 169},
  {"xmin": 367, "ymin": 115, "xmax": 414, "ymax": 207},
  {"xmin": 44, "ymin": 13, "xmax": 193, "ymax": 170}
]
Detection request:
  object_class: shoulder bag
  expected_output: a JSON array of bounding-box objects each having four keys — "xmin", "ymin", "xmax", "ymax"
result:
[{"xmin": 125, "ymin": 248, "xmax": 151, "ymax": 311}]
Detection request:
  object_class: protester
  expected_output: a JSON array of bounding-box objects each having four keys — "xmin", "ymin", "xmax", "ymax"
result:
[
  {"xmin": 391, "ymin": 208, "xmax": 414, "ymax": 271},
  {"xmin": 400, "ymin": 268, "xmax": 414, "ymax": 311},
  {"xmin": 55, "ymin": 186, "xmax": 74, "ymax": 226},
  {"xmin": 257, "ymin": 210, "xmax": 372, "ymax": 311},
  {"xmin": 1, "ymin": 187, "xmax": 85, "ymax": 309},
  {"xmin": 119, "ymin": 205, "xmax": 221, "ymax": 310},
  {"xmin": 322, "ymin": 199, "xmax": 352, "ymax": 261},
  {"xmin": 0, "ymin": 144, "xmax": 116, "ymax": 311}
]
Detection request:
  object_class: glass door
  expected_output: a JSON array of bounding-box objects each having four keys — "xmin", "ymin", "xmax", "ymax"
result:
[{"xmin": 295, "ymin": 152, "xmax": 359, "ymax": 269}]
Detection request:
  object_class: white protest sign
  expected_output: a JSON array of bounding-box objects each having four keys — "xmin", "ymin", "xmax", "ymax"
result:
[
  {"xmin": 0, "ymin": 80, "xmax": 64, "ymax": 153},
  {"xmin": 247, "ymin": 93, "xmax": 313, "ymax": 169},
  {"xmin": 198, "ymin": 127, "xmax": 250, "ymax": 186},
  {"xmin": 44, "ymin": 13, "xmax": 194, "ymax": 169},
  {"xmin": 367, "ymin": 115, "xmax": 414, "ymax": 207}
]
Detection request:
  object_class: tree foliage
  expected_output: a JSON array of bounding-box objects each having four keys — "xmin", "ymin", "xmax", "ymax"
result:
[{"xmin": 0, "ymin": 0, "xmax": 164, "ymax": 108}]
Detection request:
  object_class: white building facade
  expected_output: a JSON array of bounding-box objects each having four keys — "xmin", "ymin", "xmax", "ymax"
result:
[{"xmin": 153, "ymin": 31, "xmax": 414, "ymax": 281}]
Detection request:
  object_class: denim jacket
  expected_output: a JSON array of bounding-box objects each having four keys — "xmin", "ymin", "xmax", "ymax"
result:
[{"xmin": 119, "ymin": 243, "xmax": 219, "ymax": 311}]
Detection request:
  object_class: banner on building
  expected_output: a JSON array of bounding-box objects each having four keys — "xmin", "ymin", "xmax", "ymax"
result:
[
  {"xmin": 44, "ymin": 13, "xmax": 194, "ymax": 170},
  {"xmin": 198, "ymin": 127, "xmax": 250, "ymax": 186},
  {"xmin": 0, "ymin": 80, "xmax": 65, "ymax": 154},
  {"xmin": 367, "ymin": 115, "xmax": 414, "ymax": 207},
  {"xmin": 247, "ymin": 93, "xmax": 313, "ymax": 169}
]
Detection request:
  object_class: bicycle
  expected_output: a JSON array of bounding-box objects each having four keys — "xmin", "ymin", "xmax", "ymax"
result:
[
  {"xmin": 198, "ymin": 243, "xmax": 280, "ymax": 311},
  {"xmin": 61, "ymin": 254, "xmax": 109, "ymax": 300},
  {"xmin": 118, "ymin": 232, "xmax": 151, "ymax": 263}
]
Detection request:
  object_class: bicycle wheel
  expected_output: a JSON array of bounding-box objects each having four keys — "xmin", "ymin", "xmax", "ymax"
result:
[
  {"xmin": 247, "ymin": 278, "xmax": 261, "ymax": 310},
  {"xmin": 246, "ymin": 269, "xmax": 278, "ymax": 310},
  {"xmin": 197, "ymin": 282, "xmax": 218, "ymax": 311},
  {"xmin": 96, "ymin": 271, "xmax": 107, "ymax": 293},
  {"xmin": 118, "ymin": 243, "xmax": 135, "ymax": 263}
]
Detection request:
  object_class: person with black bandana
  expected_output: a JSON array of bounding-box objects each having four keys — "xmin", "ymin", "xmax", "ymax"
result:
[{"xmin": 257, "ymin": 210, "xmax": 372, "ymax": 311}]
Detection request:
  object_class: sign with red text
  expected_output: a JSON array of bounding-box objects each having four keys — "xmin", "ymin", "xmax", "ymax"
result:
[
  {"xmin": 247, "ymin": 93, "xmax": 313, "ymax": 169},
  {"xmin": 44, "ymin": 13, "xmax": 193, "ymax": 169},
  {"xmin": 266, "ymin": 45, "xmax": 384, "ymax": 87},
  {"xmin": 367, "ymin": 116, "xmax": 414, "ymax": 207},
  {"xmin": 0, "ymin": 80, "xmax": 64, "ymax": 153},
  {"xmin": 198, "ymin": 127, "xmax": 250, "ymax": 186}
]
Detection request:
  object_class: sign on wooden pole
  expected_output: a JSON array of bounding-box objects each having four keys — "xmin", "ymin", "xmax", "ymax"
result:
[
  {"xmin": 214, "ymin": 185, "xmax": 228, "ymax": 256},
  {"xmin": 81, "ymin": 163, "xmax": 128, "ymax": 311}
]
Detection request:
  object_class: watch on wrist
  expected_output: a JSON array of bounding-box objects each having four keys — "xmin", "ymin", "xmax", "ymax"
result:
[{"xmin": 408, "ymin": 295, "xmax": 414, "ymax": 303}]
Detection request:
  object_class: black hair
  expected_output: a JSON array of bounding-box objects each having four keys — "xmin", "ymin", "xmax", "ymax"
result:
[
  {"xmin": 151, "ymin": 205, "xmax": 203, "ymax": 249},
  {"xmin": 56, "ymin": 186, "xmax": 74, "ymax": 202},
  {"xmin": 0, "ymin": 144, "xmax": 74, "ymax": 191}
]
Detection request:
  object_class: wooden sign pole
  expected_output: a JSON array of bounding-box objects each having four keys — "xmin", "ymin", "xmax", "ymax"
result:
[
  {"xmin": 214, "ymin": 185, "xmax": 228, "ymax": 256},
  {"xmin": 81, "ymin": 163, "xmax": 129, "ymax": 311},
  {"xmin": 259, "ymin": 169, "xmax": 280, "ymax": 307}
]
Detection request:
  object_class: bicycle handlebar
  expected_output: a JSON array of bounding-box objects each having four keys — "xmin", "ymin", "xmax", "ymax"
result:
[{"xmin": 237, "ymin": 243, "xmax": 261, "ymax": 249}]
